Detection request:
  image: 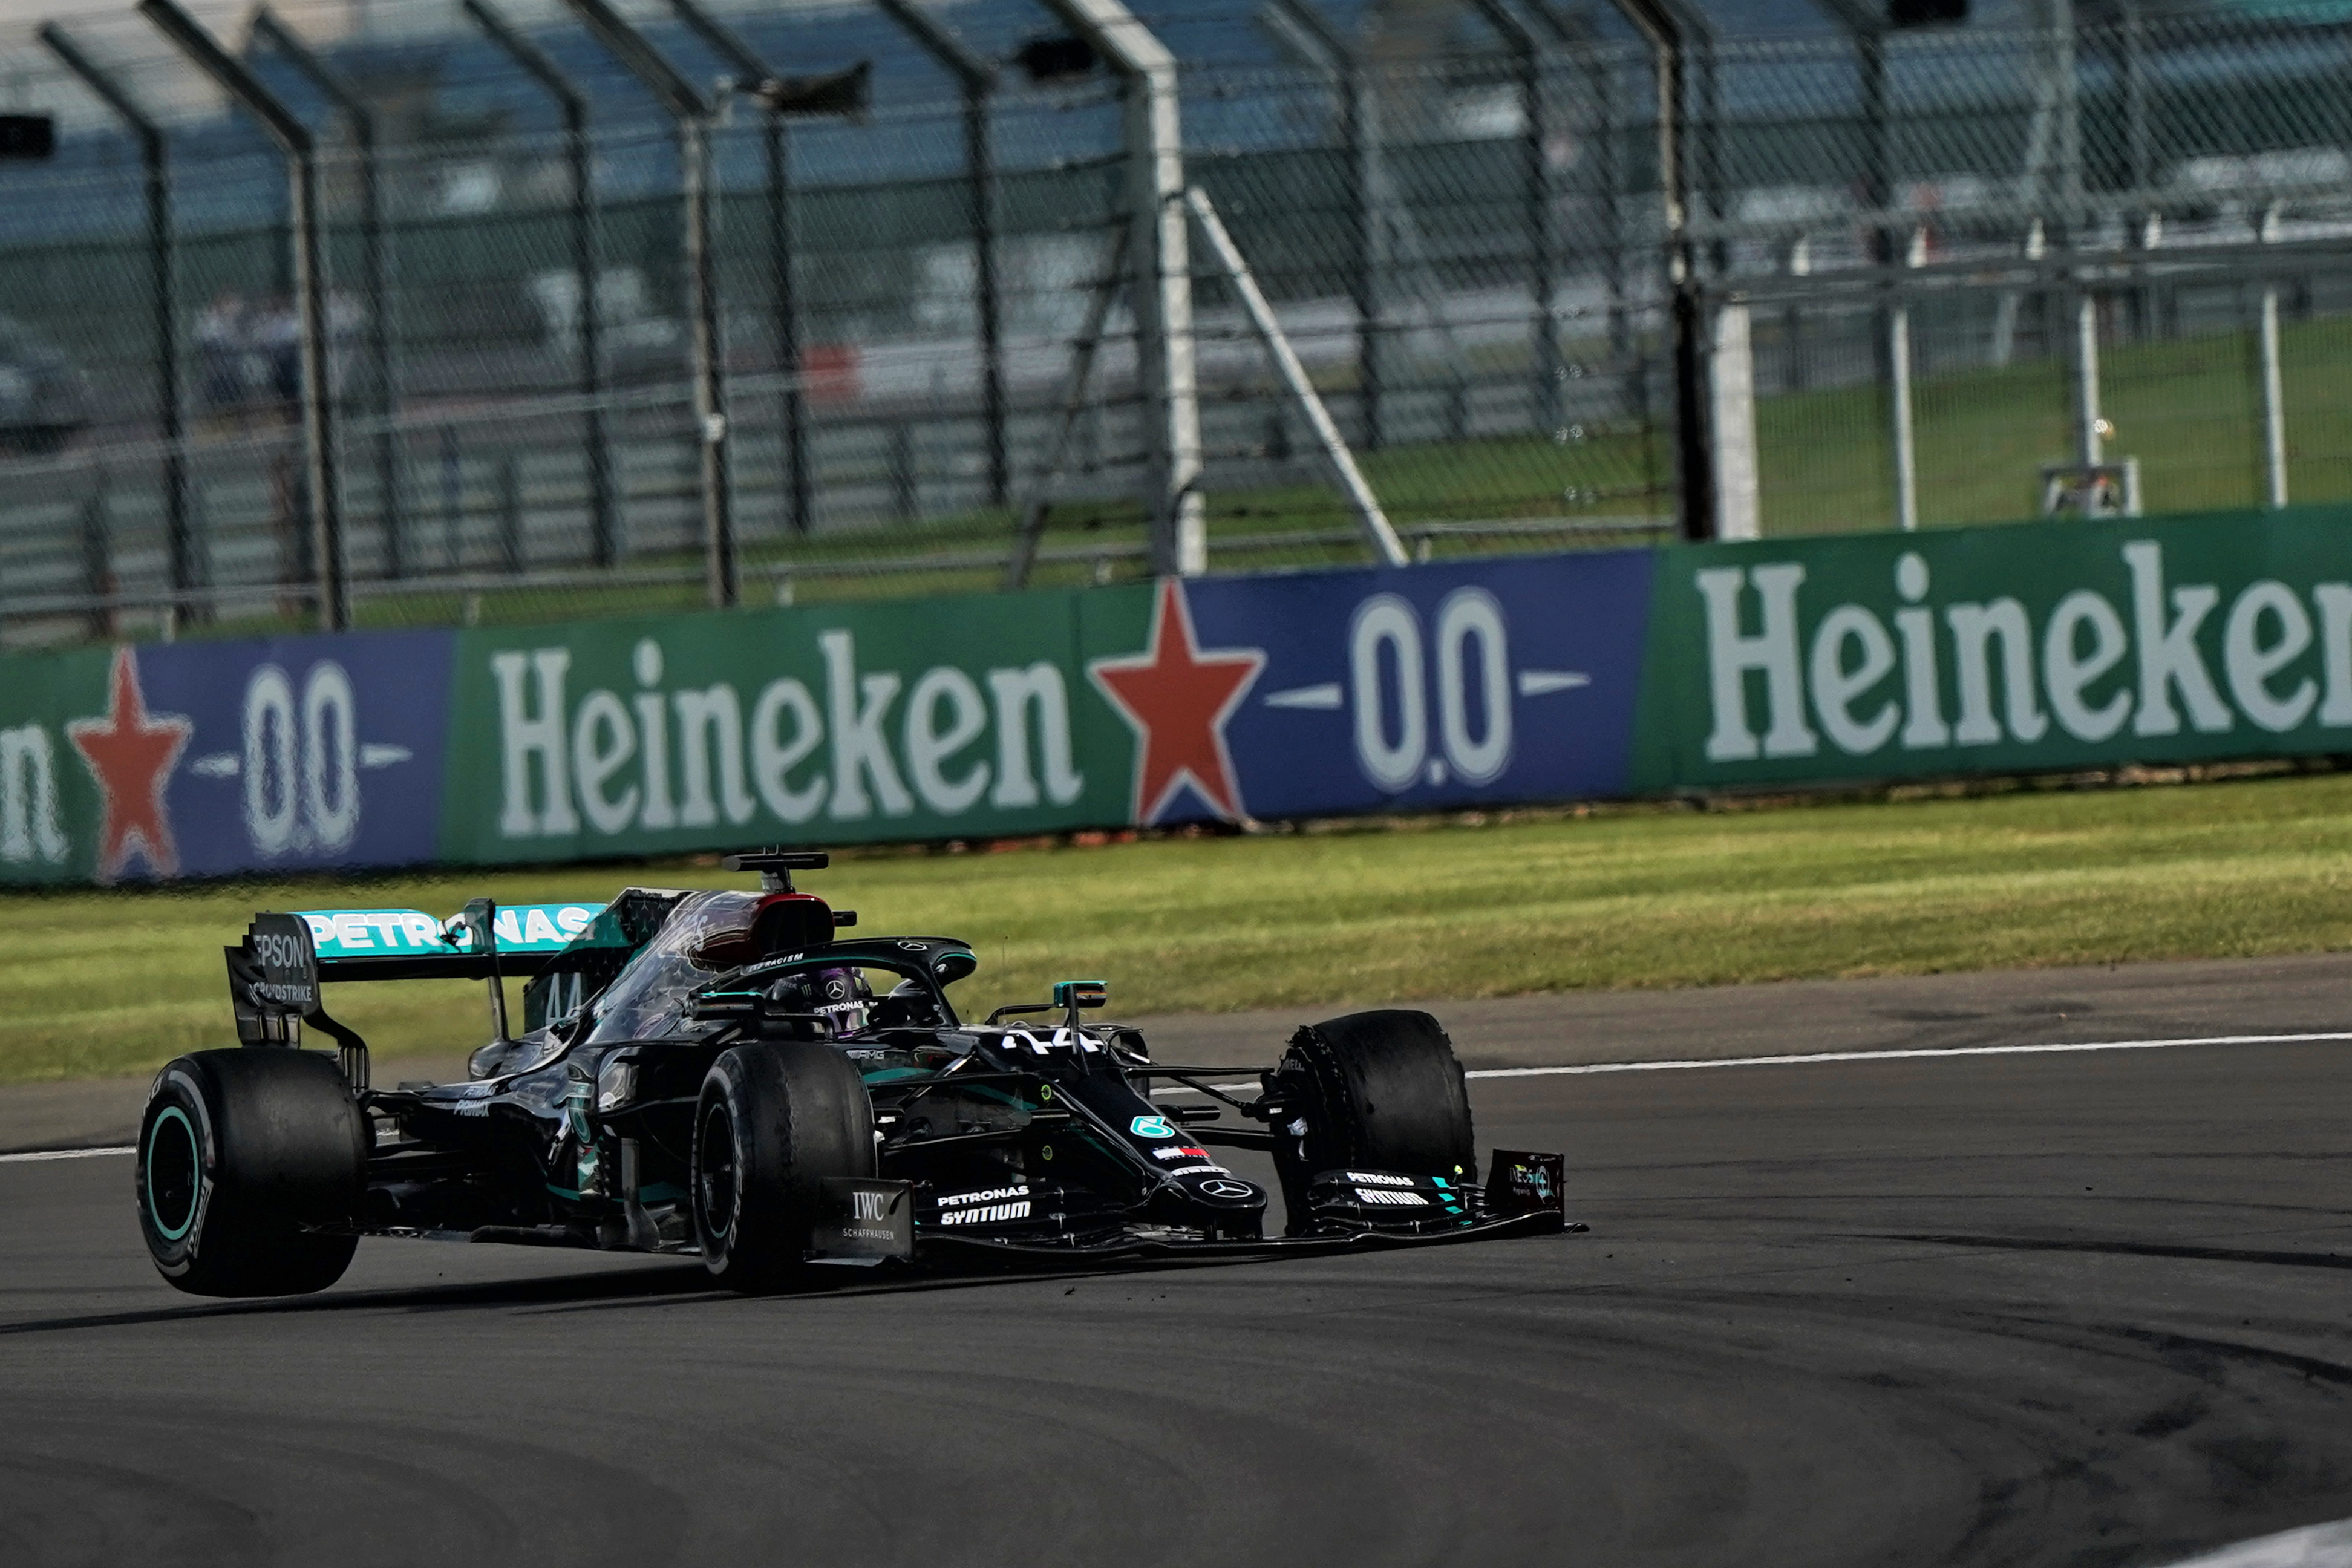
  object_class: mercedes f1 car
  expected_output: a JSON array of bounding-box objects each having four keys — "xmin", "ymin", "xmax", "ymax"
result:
[{"xmin": 137, "ymin": 852, "xmax": 1569, "ymax": 1296}]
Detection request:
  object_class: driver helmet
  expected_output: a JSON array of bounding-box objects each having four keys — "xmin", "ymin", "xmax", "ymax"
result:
[{"xmin": 770, "ymin": 966, "xmax": 872, "ymax": 1035}]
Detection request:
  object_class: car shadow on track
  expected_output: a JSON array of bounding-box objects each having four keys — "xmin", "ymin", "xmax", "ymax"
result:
[{"xmin": 0, "ymin": 1255, "xmax": 1169, "ymax": 1338}]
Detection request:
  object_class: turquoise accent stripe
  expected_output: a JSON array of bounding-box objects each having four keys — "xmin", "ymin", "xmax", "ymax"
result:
[{"xmin": 145, "ymin": 1106, "xmax": 198, "ymax": 1241}]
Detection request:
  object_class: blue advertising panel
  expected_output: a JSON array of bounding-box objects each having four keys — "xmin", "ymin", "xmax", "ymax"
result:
[
  {"xmin": 1166, "ymin": 550, "xmax": 1656, "ymax": 823},
  {"xmin": 133, "ymin": 631, "xmax": 456, "ymax": 877}
]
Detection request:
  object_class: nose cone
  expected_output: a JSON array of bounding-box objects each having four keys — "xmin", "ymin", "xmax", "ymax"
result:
[
  {"xmin": 1183, "ymin": 1172, "xmax": 1264, "ymax": 1207},
  {"xmin": 1149, "ymin": 1168, "xmax": 1267, "ymax": 1235}
]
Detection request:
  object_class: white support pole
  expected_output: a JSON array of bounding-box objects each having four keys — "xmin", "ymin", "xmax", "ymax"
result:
[
  {"xmin": 1184, "ymin": 186, "xmax": 1406, "ymax": 567},
  {"xmin": 2259, "ymin": 290, "xmax": 2287, "ymax": 510},
  {"xmin": 2074, "ymin": 288, "xmax": 2103, "ymax": 468},
  {"xmin": 1889, "ymin": 303, "xmax": 1917, "ymax": 531},
  {"xmin": 1710, "ymin": 299, "xmax": 1759, "ymax": 541},
  {"xmin": 1044, "ymin": 0, "xmax": 1204, "ymax": 578},
  {"xmin": 2258, "ymin": 203, "xmax": 2288, "ymax": 511},
  {"xmin": 1889, "ymin": 226, "xmax": 1922, "ymax": 532}
]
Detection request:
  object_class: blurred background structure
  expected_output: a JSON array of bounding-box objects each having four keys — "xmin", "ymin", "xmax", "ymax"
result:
[{"xmin": 0, "ymin": 0, "xmax": 2348, "ymax": 645}]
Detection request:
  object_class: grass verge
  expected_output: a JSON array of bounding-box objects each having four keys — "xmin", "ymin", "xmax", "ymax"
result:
[{"xmin": 6, "ymin": 768, "xmax": 2352, "ymax": 1085}]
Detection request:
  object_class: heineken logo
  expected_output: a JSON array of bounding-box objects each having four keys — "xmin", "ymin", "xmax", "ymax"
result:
[{"xmin": 1685, "ymin": 538, "xmax": 2352, "ymax": 772}]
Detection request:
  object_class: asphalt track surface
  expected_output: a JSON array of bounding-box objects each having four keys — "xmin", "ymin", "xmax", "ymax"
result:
[{"xmin": 5, "ymin": 988, "xmax": 2352, "ymax": 1565}]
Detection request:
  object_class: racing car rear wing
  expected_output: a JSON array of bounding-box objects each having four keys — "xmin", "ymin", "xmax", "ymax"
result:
[
  {"xmin": 285, "ymin": 901, "xmax": 610, "ymax": 982},
  {"xmin": 224, "ymin": 900, "xmax": 613, "ymax": 1088}
]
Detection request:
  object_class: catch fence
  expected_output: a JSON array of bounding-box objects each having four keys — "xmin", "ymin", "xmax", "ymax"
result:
[
  {"xmin": 2, "ymin": 1, "xmax": 2351, "ymax": 650},
  {"xmin": 1687, "ymin": 11, "xmax": 2352, "ymax": 537}
]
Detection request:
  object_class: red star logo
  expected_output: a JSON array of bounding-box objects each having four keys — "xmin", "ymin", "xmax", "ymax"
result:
[
  {"xmin": 66, "ymin": 647, "xmax": 192, "ymax": 882},
  {"xmin": 1089, "ymin": 578, "xmax": 1265, "ymax": 825}
]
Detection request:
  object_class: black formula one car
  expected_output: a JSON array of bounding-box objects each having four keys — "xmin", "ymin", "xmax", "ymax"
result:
[{"xmin": 137, "ymin": 852, "xmax": 1569, "ymax": 1296}]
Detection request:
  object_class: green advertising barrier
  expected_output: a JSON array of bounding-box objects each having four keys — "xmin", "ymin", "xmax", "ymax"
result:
[
  {"xmin": 440, "ymin": 583, "xmax": 1159, "ymax": 863},
  {"xmin": 1630, "ymin": 505, "xmax": 2352, "ymax": 792},
  {"xmin": 15, "ymin": 506, "xmax": 2352, "ymax": 890}
]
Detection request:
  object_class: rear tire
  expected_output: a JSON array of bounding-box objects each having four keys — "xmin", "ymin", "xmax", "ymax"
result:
[
  {"xmin": 137, "ymin": 1050, "xmax": 365, "ymax": 1297},
  {"xmin": 691, "ymin": 1043, "xmax": 874, "ymax": 1292},
  {"xmin": 1268, "ymin": 1010, "xmax": 1476, "ymax": 1235}
]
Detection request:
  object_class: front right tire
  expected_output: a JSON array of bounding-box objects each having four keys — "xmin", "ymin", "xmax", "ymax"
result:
[
  {"xmin": 691, "ymin": 1042, "xmax": 875, "ymax": 1292},
  {"xmin": 1267, "ymin": 1009, "xmax": 1477, "ymax": 1235}
]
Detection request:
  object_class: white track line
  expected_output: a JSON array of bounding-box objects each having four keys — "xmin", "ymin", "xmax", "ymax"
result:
[
  {"xmin": 1465, "ymin": 1029, "xmax": 2352, "ymax": 1080},
  {"xmin": 10, "ymin": 1030, "xmax": 2349, "ymax": 1163},
  {"xmin": 0, "ymin": 1145, "xmax": 135, "ymax": 1165},
  {"xmin": 2158, "ymin": 1517, "xmax": 2352, "ymax": 1567},
  {"xmin": 1154, "ymin": 1029, "xmax": 2352, "ymax": 1097}
]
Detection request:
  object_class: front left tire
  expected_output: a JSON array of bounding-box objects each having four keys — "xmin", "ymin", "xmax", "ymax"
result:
[{"xmin": 691, "ymin": 1042, "xmax": 875, "ymax": 1292}]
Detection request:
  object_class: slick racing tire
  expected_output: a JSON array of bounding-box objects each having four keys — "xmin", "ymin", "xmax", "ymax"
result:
[
  {"xmin": 137, "ymin": 1050, "xmax": 366, "ymax": 1298},
  {"xmin": 691, "ymin": 1042, "xmax": 875, "ymax": 1292},
  {"xmin": 1269, "ymin": 1010, "xmax": 1476, "ymax": 1236}
]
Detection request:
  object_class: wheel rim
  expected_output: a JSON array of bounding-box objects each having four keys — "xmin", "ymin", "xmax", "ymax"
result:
[
  {"xmin": 696, "ymin": 1099, "xmax": 739, "ymax": 1248},
  {"xmin": 146, "ymin": 1106, "xmax": 200, "ymax": 1242}
]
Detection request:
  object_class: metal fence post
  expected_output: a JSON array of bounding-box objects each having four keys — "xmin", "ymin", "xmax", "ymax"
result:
[
  {"xmin": 2050, "ymin": 0, "xmax": 2083, "ymax": 242},
  {"xmin": 1610, "ymin": 0, "xmax": 1714, "ymax": 541},
  {"xmin": 140, "ymin": 0, "xmax": 347, "ymax": 630},
  {"xmin": 1632, "ymin": 0, "xmax": 1724, "ymax": 272},
  {"xmin": 1342, "ymin": 51, "xmax": 1387, "ymax": 451},
  {"xmin": 764, "ymin": 111, "xmax": 810, "ymax": 535},
  {"xmin": 2042, "ymin": 0, "xmax": 2095, "ymax": 480},
  {"xmin": 2120, "ymin": 0, "xmax": 2156, "ymax": 339},
  {"xmin": 561, "ymin": 0, "xmax": 734, "ymax": 608},
  {"xmin": 877, "ymin": 0, "xmax": 1005, "ymax": 505},
  {"xmin": 250, "ymin": 9, "xmax": 403, "ymax": 580},
  {"xmin": 1811, "ymin": 0, "xmax": 1912, "ymax": 529},
  {"xmin": 1004, "ymin": 229, "xmax": 1128, "ymax": 591},
  {"xmin": 80, "ymin": 462, "xmax": 114, "ymax": 642},
  {"xmin": 1529, "ymin": 2, "xmax": 1625, "ymax": 371},
  {"xmin": 461, "ymin": 0, "xmax": 618, "ymax": 570},
  {"xmin": 1045, "ymin": 0, "xmax": 1204, "ymax": 578},
  {"xmin": 1262, "ymin": 0, "xmax": 1388, "ymax": 452},
  {"xmin": 1471, "ymin": 0, "xmax": 1561, "ymax": 435},
  {"xmin": 39, "ymin": 24, "xmax": 197, "ymax": 628},
  {"xmin": 670, "ymin": 3, "xmax": 867, "ymax": 538},
  {"xmin": 682, "ymin": 112, "xmax": 734, "ymax": 602},
  {"xmin": 665, "ymin": 0, "xmax": 803, "ymax": 538}
]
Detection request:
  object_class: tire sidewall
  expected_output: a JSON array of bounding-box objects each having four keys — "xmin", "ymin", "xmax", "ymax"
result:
[
  {"xmin": 691, "ymin": 1053, "xmax": 760, "ymax": 1280},
  {"xmin": 690, "ymin": 1044, "xmax": 875, "ymax": 1289},
  {"xmin": 137, "ymin": 1063, "xmax": 220, "ymax": 1279},
  {"xmin": 1272, "ymin": 1011, "xmax": 1476, "ymax": 1230},
  {"xmin": 134, "ymin": 1050, "xmax": 364, "ymax": 1297}
]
